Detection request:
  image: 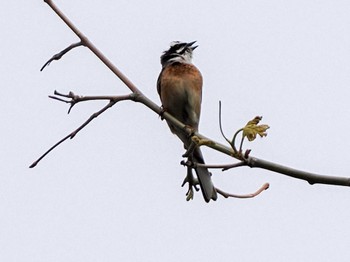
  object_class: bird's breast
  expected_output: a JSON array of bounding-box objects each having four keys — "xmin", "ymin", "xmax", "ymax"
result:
[{"xmin": 158, "ymin": 62, "xmax": 203, "ymax": 129}]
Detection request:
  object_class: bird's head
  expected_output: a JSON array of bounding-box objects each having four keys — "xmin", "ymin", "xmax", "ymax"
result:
[{"xmin": 160, "ymin": 41, "xmax": 198, "ymax": 66}]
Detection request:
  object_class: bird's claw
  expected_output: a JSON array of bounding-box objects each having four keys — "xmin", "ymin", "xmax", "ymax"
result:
[
  {"xmin": 185, "ymin": 187, "xmax": 195, "ymax": 201},
  {"xmin": 181, "ymin": 167, "xmax": 199, "ymax": 201},
  {"xmin": 159, "ymin": 106, "xmax": 166, "ymax": 120}
]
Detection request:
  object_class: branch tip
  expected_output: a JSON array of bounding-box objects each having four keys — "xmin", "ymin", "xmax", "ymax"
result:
[
  {"xmin": 40, "ymin": 42, "xmax": 84, "ymax": 71},
  {"xmin": 215, "ymin": 182, "xmax": 269, "ymax": 199}
]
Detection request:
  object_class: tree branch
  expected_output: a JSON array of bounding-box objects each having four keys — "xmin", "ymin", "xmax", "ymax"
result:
[
  {"xmin": 246, "ymin": 157, "xmax": 350, "ymax": 186},
  {"xmin": 216, "ymin": 183, "xmax": 270, "ymax": 199},
  {"xmin": 34, "ymin": 1, "xmax": 350, "ymax": 195},
  {"xmin": 29, "ymin": 92, "xmax": 135, "ymax": 168},
  {"xmin": 40, "ymin": 41, "xmax": 84, "ymax": 71},
  {"xmin": 43, "ymin": 0, "xmax": 143, "ymax": 95}
]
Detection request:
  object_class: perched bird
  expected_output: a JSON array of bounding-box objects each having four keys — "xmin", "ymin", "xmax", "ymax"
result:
[{"xmin": 157, "ymin": 41, "xmax": 217, "ymax": 202}]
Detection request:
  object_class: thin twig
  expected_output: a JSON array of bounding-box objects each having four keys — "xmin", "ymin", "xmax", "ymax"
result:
[
  {"xmin": 239, "ymin": 134, "xmax": 245, "ymax": 153},
  {"xmin": 29, "ymin": 133, "xmax": 71, "ymax": 168},
  {"xmin": 194, "ymin": 161, "xmax": 246, "ymax": 171},
  {"xmin": 29, "ymin": 93, "xmax": 134, "ymax": 168},
  {"xmin": 216, "ymin": 183, "xmax": 269, "ymax": 199},
  {"xmin": 231, "ymin": 128, "xmax": 243, "ymax": 154},
  {"xmin": 40, "ymin": 41, "xmax": 84, "ymax": 71},
  {"xmin": 218, "ymin": 101, "xmax": 234, "ymax": 150},
  {"xmin": 49, "ymin": 90, "xmax": 132, "ymax": 114},
  {"xmin": 222, "ymin": 161, "xmax": 246, "ymax": 171}
]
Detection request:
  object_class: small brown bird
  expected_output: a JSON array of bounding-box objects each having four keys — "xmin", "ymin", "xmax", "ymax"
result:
[{"xmin": 157, "ymin": 41, "xmax": 217, "ymax": 202}]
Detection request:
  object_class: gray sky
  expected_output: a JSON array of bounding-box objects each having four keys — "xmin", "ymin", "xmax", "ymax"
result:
[{"xmin": 2, "ymin": 1, "xmax": 350, "ymax": 261}]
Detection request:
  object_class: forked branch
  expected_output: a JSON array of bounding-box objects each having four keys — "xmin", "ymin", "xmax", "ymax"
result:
[{"xmin": 29, "ymin": 92, "xmax": 135, "ymax": 168}]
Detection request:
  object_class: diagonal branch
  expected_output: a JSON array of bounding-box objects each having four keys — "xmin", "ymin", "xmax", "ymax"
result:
[{"xmin": 43, "ymin": 0, "xmax": 142, "ymax": 95}]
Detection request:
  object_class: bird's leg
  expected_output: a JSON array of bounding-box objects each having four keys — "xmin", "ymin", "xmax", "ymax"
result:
[
  {"xmin": 181, "ymin": 160, "xmax": 199, "ymax": 201},
  {"xmin": 182, "ymin": 125, "xmax": 197, "ymax": 157}
]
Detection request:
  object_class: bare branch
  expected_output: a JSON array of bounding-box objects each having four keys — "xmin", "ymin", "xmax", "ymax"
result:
[
  {"xmin": 184, "ymin": 160, "xmax": 246, "ymax": 171},
  {"xmin": 216, "ymin": 183, "xmax": 270, "ymax": 199},
  {"xmin": 29, "ymin": 93, "xmax": 135, "ymax": 168},
  {"xmin": 43, "ymin": 0, "xmax": 142, "ymax": 95},
  {"xmin": 40, "ymin": 41, "xmax": 84, "ymax": 71},
  {"xmin": 49, "ymin": 90, "xmax": 131, "ymax": 114},
  {"xmin": 222, "ymin": 160, "xmax": 246, "ymax": 171},
  {"xmin": 246, "ymin": 157, "xmax": 350, "ymax": 186},
  {"xmin": 231, "ymin": 128, "xmax": 244, "ymax": 154}
]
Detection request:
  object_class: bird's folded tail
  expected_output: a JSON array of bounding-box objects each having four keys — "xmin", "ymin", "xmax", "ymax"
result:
[{"xmin": 193, "ymin": 147, "xmax": 217, "ymax": 202}]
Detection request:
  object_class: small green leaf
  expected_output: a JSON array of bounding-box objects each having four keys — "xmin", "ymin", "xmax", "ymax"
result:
[{"xmin": 242, "ymin": 116, "xmax": 270, "ymax": 142}]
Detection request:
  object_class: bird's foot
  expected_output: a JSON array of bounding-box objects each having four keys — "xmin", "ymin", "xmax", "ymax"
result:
[
  {"xmin": 159, "ymin": 106, "xmax": 166, "ymax": 120},
  {"xmin": 181, "ymin": 166, "xmax": 199, "ymax": 201}
]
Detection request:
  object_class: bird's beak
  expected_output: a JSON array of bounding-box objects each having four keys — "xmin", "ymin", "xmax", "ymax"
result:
[{"xmin": 187, "ymin": 41, "xmax": 198, "ymax": 50}]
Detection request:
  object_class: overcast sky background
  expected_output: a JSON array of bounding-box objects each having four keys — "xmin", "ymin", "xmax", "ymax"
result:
[{"xmin": 1, "ymin": 1, "xmax": 350, "ymax": 261}]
